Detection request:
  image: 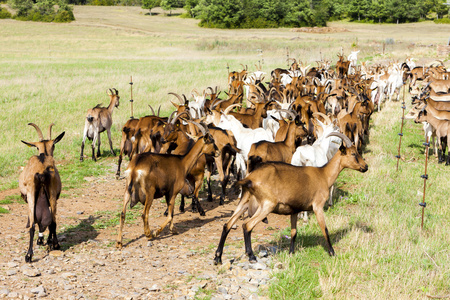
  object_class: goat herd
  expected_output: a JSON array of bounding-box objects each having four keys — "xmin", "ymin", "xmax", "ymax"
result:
[{"xmin": 18, "ymin": 52, "xmax": 450, "ymax": 265}]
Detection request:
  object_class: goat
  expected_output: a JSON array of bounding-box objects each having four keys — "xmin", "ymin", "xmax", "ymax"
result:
[
  {"xmin": 80, "ymin": 88, "xmax": 120, "ymax": 161},
  {"xmin": 116, "ymin": 117, "xmax": 139, "ymax": 178},
  {"xmin": 247, "ymin": 116, "xmax": 307, "ymax": 173},
  {"xmin": 19, "ymin": 123, "xmax": 65, "ymax": 262},
  {"xmin": 213, "ymin": 132, "xmax": 368, "ymax": 264},
  {"xmin": 116, "ymin": 123, "xmax": 219, "ymax": 248},
  {"xmin": 415, "ymin": 106, "xmax": 450, "ymax": 165}
]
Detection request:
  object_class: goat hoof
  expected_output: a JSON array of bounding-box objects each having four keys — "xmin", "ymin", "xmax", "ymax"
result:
[
  {"xmin": 25, "ymin": 254, "xmax": 32, "ymax": 263},
  {"xmin": 53, "ymin": 243, "xmax": 60, "ymax": 250},
  {"xmin": 116, "ymin": 241, "xmax": 123, "ymax": 249},
  {"xmin": 37, "ymin": 237, "xmax": 44, "ymax": 246},
  {"xmin": 213, "ymin": 256, "xmax": 222, "ymax": 265},
  {"xmin": 248, "ymin": 255, "xmax": 257, "ymax": 263},
  {"xmin": 219, "ymin": 198, "xmax": 225, "ymax": 205},
  {"xmin": 199, "ymin": 210, "xmax": 206, "ymax": 217},
  {"xmin": 170, "ymin": 227, "xmax": 178, "ymax": 235},
  {"xmin": 80, "ymin": 157, "xmax": 84, "ymax": 162}
]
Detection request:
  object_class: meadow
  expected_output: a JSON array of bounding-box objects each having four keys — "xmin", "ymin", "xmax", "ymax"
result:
[{"xmin": 0, "ymin": 6, "xmax": 449, "ymax": 299}]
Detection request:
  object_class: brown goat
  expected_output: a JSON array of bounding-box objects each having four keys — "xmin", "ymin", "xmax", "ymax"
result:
[
  {"xmin": 214, "ymin": 132, "xmax": 368, "ymax": 264},
  {"xmin": 116, "ymin": 123, "xmax": 219, "ymax": 248},
  {"xmin": 19, "ymin": 123, "xmax": 65, "ymax": 262},
  {"xmin": 80, "ymin": 88, "xmax": 120, "ymax": 161},
  {"xmin": 247, "ymin": 117, "xmax": 307, "ymax": 172},
  {"xmin": 116, "ymin": 117, "xmax": 139, "ymax": 178},
  {"xmin": 415, "ymin": 106, "xmax": 450, "ymax": 165}
]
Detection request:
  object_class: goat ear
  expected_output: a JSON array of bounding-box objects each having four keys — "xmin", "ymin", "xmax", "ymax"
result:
[
  {"xmin": 53, "ymin": 132, "xmax": 65, "ymax": 144},
  {"xmin": 21, "ymin": 141, "xmax": 37, "ymax": 148}
]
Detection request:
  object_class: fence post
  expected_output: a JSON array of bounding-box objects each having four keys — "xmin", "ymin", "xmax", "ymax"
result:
[
  {"xmin": 420, "ymin": 135, "xmax": 430, "ymax": 229},
  {"xmin": 396, "ymin": 85, "xmax": 407, "ymax": 171},
  {"xmin": 129, "ymin": 76, "xmax": 134, "ymax": 119}
]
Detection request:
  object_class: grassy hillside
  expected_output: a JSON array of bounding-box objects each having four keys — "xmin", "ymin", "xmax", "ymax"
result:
[{"xmin": 0, "ymin": 6, "xmax": 449, "ymax": 298}]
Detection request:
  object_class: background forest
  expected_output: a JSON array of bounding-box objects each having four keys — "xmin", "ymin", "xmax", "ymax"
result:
[{"xmin": 1, "ymin": 0, "xmax": 449, "ymax": 27}]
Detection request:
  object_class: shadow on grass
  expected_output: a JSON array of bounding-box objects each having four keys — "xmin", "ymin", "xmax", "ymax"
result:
[{"xmin": 58, "ymin": 216, "xmax": 100, "ymax": 251}]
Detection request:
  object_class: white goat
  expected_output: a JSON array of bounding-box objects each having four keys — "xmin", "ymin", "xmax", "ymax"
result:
[
  {"xmin": 217, "ymin": 113, "xmax": 274, "ymax": 178},
  {"xmin": 386, "ymin": 63, "xmax": 405, "ymax": 102},
  {"xmin": 347, "ymin": 50, "xmax": 360, "ymax": 75}
]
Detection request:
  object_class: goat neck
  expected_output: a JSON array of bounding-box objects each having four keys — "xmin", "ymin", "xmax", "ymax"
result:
[{"xmin": 320, "ymin": 144, "xmax": 367, "ymax": 188}]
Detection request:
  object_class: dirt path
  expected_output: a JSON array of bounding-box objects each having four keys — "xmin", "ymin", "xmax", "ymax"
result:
[{"xmin": 0, "ymin": 160, "xmax": 289, "ymax": 299}]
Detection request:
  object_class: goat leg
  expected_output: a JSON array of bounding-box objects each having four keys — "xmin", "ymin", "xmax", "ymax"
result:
[
  {"xmin": 97, "ymin": 133, "xmax": 101, "ymax": 158},
  {"xmin": 214, "ymin": 194, "xmax": 250, "ymax": 265},
  {"xmin": 314, "ymin": 206, "xmax": 335, "ymax": 256},
  {"xmin": 37, "ymin": 223, "xmax": 45, "ymax": 246},
  {"xmin": 116, "ymin": 154, "xmax": 123, "ymax": 178},
  {"xmin": 243, "ymin": 226, "xmax": 257, "ymax": 263},
  {"xmin": 142, "ymin": 191, "xmax": 155, "ymax": 238},
  {"xmin": 192, "ymin": 196, "xmax": 205, "ymax": 216},
  {"xmin": 48, "ymin": 221, "xmax": 60, "ymax": 250},
  {"xmin": 107, "ymin": 129, "xmax": 116, "ymax": 156},
  {"xmin": 289, "ymin": 214, "xmax": 298, "ymax": 254},
  {"xmin": 242, "ymin": 204, "xmax": 274, "ymax": 263},
  {"xmin": 25, "ymin": 224, "xmax": 35, "ymax": 263},
  {"xmin": 116, "ymin": 188, "xmax": 131, "ymax": 248}
]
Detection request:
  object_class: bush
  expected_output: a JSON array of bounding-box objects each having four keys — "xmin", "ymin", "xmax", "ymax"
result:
[
  {"xmin": 0, "ymin": 7, "xmax": 12, "ymax": 18},
  {"xmin": 9, "ymin": 0, "xmax": 74, "ymax": 22},
  {"xmin": 434, "ymin": 18, "xmax": 450, "ymax": 24},
  {"xmin": 53, "ymin": 9, "xmax": 74, "ymax": 22}
]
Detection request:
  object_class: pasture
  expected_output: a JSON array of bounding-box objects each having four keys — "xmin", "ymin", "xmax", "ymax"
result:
[{"xmin": 0, "ymin": 5, "xmax": 449, "ymax": 299}]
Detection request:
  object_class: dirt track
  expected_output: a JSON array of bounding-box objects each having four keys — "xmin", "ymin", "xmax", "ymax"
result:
[{"xmin": 0, "ymin": 160, "xmax": 289, "ymax": 299}]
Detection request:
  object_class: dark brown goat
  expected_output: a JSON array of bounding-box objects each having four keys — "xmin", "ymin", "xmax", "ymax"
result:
[{"xmin": 116, "ymin": 124, "xmax": 219, "ymax": 248}]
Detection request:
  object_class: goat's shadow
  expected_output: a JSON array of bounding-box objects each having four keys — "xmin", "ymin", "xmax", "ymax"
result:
[{"xmin": 58, "ymin": 216, "xmax": 100, "ymax": 251}]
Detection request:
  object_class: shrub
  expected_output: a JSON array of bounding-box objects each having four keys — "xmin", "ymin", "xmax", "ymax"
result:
[
  {"xmin": 434, "ymin": 18, "xmax": 450, "ymax": 24},
  {"xmin": 0, "ymin": 7, "xmax": 12, "ymax": 18}
]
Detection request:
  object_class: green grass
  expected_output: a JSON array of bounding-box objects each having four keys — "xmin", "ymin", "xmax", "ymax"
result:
[{"xmin": 268, "ymin": 100, "xmax": 450, "ymax": 299}]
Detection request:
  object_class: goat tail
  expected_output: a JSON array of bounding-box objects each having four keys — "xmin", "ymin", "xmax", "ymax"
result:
[
  {"xmin": 247, "ymin": 155, "xmax": 262, "ymax": 173},
  {"xmin": 236, "ymin": 178, "xmax": 252, "ymax": 189}
]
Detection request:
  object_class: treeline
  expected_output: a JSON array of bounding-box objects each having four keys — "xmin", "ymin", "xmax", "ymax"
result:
[
  {"xmin": 186, "ymin": 0, "xmax": 450, "ymax": 28},
  {"xmin": 1, "ymin": 0, "xmax": 75, "ymax": 22}
]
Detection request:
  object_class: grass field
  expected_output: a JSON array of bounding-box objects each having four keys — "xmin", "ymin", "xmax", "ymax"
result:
[{"xmin": 1, "ymin": 6, "xmax": 449, "ymax": 299}]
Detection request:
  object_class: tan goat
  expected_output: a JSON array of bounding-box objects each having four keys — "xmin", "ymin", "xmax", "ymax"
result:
[
  {"xmin": 19, "ymin": 123, "xmax": 65, "ymax": 262},
  {"xmin": 214, "ymin": 132, "xmax": 368, "ymax": 264},
  {"xmin": 80, "ymin": 88, "xmax": 120, "ymax": 161}
]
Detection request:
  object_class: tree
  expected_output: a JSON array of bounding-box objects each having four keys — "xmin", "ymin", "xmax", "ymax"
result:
[
  {"xmin": 8, "ymin": 0, "xmax": 33, "ymax": 17},
  {"xmin": 142, "ymin": 0, "xmax": 160, "ymax": 15},
  {"xmin": 161, "ymin": 0, "xmax": 183, "ymax": 16}
]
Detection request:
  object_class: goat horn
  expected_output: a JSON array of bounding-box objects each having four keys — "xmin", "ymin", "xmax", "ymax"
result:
[
  {"xmin": 48, "ymin": 123, "xmax": 55, "ymax": 140},
  {"xmin": 157, "ymin": 105, "xmax": 161, "ymax": 117},
  {"xmin": 148, "ymin": 104, "xmax": 155, "ymax": 115},
  {"xmin": 172, "ymin": 111, "xmax": 190, "ymax": 125},
  {"xmin": 28, "ymin": 123, "xmax": 44, "ymax": 141},
  {"xmin": 312, "ymin": 112, "xmax": 331, "ymax": 126},
  {"xmin": 113, "ymin": 88, "xmax": 118, "ymax": 95},
  {"xmin": 223, "ymin": 103, "xmax": 240, "ymax": 115},
  {"xmin": 206, "ymin": 87, "xmax": 214, "ymax": 94},
  {"xmin": 326, "ymin": 132, "xmax": 353, "ymax": 148},
  {"xmin": 107, "ymin": 89, "xmax": 113, "ymax": 95},
  {"xmin": 186, "ymin": 120, "xmax": 206, "ymax": 136},
  {"xmin": 167, "ymin": 110, "xmax": 177, "ymax": 124},
  {"xmin": 211, "ymin": 98, "xmax": 227, "ymax": 110},
  {"xmin": 276, "ymin": 109, "xmax": 296, "ymax": 120},
  {"xmin": 192, "ymin": 88, "xmax": 200, "ymax": 96},
  {"xmin": 168, "ymin": 92, "xmax": 185, "ymax": 104}
]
